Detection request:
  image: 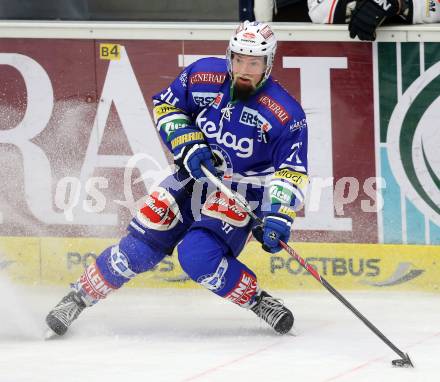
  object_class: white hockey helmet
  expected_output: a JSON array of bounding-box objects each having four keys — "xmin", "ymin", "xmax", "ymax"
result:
[{"xmin": 227, "ymin": 21, "xmax": 277, "ymax": 83}]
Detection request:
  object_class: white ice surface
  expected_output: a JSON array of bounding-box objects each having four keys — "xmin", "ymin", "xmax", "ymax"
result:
[{"xmin": 0, "ymin": 276, "xmax": 439, "ymax": 382}]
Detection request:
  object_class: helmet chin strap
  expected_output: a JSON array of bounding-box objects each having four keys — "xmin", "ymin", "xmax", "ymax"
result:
[{"xmin": 256, "ymin": 72, "xmax": 268, "ymax": 88}]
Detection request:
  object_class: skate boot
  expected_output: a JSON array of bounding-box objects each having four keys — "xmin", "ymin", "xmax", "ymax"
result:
[
  {"xmin": 46, "ymin": 291, "xmax": 86, "ymax": 336},
  {"xmin": 251, "ymin": 291, "xmax": 294, "ymax": 334}
]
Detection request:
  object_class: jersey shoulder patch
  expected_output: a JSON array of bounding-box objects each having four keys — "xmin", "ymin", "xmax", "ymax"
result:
[
  {"xmin": 187, "ymin": 57, "xmax": 228, "ymax": 85},
  {"xmin": 256, "ymin": 79, "xmax": 305, "ymax": 130}
]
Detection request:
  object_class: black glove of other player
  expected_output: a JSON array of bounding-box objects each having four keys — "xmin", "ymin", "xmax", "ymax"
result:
[{"xmin": 349, "ymin": 0, "xmax": 400, "ymax": 41}]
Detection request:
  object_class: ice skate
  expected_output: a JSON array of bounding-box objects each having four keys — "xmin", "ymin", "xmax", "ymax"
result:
[
  {"xmin": 251, "ymin": 291, "xmax": 294, "ymax": 334},
  {"xmin": 45, "ymin": 291, "xmax": 86, "ymax": 337}
]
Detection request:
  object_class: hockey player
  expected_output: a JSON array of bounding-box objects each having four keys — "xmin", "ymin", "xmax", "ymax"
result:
[
  {"xmin": 308, "ymin": 0, "xmax": 440, "ymax": 41},
  {"xmin": 46, "ymin": 21, "xmax": 308, "ymax": 337}
]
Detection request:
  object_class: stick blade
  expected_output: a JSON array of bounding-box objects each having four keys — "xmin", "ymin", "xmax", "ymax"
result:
[{"xmin": 391, "ymin": 353, "xmax": 414, "ymax": 368}]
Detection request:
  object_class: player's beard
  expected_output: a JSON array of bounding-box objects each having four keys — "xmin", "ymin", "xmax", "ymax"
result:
[{"xmin": 233, "ymin": 76, "xmax": 257, "ymax": 101}]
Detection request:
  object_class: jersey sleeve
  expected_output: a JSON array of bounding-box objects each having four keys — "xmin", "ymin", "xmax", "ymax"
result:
[
  {"xmin": 412, "ymin": 0, "xmax": 440, "ymax": 23},
  {"xmin": 268, "ymin": 109, "xmax": 309, "ymax": 218},
  {"xmin": 151, "ymin": 63, "xmax": 199, "ymax": 151},
  {"xmin": 152, "ymin": 58, "xmax": 228, "ymax": 151},
  {"xmin": 308, "ymin": 0, "xmax": 354, "ymax": 24}
]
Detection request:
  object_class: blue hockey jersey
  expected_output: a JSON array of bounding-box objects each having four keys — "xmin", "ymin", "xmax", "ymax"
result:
[{"xmin": 152, "ymin": 57, "xmax": 308, "ymax": 216}]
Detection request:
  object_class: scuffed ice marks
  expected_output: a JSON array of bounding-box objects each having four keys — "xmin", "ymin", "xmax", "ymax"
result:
[{"xmin": 0, "ymin": 274, "xmax": 44, "ymax": 341}]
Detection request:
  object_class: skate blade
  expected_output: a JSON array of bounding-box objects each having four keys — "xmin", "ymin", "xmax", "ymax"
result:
[
  {"xmin": 44, "ymin": 328, "xmax": 59, "ymax": 340},
  {"xmin": 287, "ymin": 327, "xmax": 301, "ymax": 337}
]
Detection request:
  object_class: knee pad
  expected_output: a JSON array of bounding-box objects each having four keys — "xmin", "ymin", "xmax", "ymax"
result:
[
  {"xmin": 178, "ymin": 229, "xmax": 228, "ymax": 284},
  {"xmin": 178, "ymin": 229, "xmax": 258, "ymax": 307},
  {"xmin": 95, "ymin": 233, "xmax": 167, "ymax": 289}
]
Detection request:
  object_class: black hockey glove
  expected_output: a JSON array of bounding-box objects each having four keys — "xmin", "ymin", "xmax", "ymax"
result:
[{"xmin": 349, "ymin": 0, "xmax": 400, "ymax": 41}]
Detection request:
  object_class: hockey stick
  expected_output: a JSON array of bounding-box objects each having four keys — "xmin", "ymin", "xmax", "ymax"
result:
[{"xmin": 201, "ymin": 165, "xmax": 413, "ymax": 368}]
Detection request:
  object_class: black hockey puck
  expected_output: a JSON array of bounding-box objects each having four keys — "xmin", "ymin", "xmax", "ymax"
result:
[{"xmin": 391, "ymin": 353, "xmax": 414, "ymax": 368}]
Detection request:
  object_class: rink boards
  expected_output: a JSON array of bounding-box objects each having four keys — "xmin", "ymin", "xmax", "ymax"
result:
[
  {"xmin": 0, "ymin": 24, "xmax": 439, "ymax": 293},
  {"xmin": 1, "ymin": 236, "xmax": 439, "ymax": 292},
  {"xmin": 0, "ymin": 26, "xmax": 439, "ymax": 246}
]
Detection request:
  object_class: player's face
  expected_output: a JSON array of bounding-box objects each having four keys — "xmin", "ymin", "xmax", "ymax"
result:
[{"xmin": 231, "ymin": 54, "xmax": 266, "ymax": 90}]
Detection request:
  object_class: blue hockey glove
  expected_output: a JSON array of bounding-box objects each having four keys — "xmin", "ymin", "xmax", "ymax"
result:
[
  {"xmin": 253, "ymin": 214, "xmax": 293, "ymax": 254},
  {"xmin": 170, "ymin": 127, "xmax": 217, "ymax": 180}
]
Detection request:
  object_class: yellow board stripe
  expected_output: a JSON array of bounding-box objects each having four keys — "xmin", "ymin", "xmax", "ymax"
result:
[{"xmin": 2, "ymin": 237, "xmax": 440, "ymax": 292}]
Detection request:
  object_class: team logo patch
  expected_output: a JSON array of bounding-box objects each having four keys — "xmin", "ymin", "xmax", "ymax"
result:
[
  {"xmin": 225, "ymin": 270, "xmax": 258, "ymax": 306},
  {"xmin": 260, "ymin": 118, "xmax": 272, "ymax": 132},
  {"xmin": 289, "ymin": 118, "xmax": 307, "ymax": 132},
  {"xmin": 260, "ymin": 25, "xmax": 274, "ymax": 40},
  {"xmin": 79, "ymin": 263, "xmax": 116, "ymax": 300},
  {"xmin": 196, "ymin": 108, "xmax": 254, "ymax": 158},
  {"xmin": 109, "ymin": 245, "xmax": 137, "ymax": 279},
  {"xmin": 179, "ymin": 71, "xmax": 188, "ymax": 87},
  {"xmin": 189, "ymin": 72, "xmax": 226, "ymax": 85},
  {"xmin": 258, "ymin": 94, "xmax": 290, "ymax": 124},
  {"xmin": 239, "ymin": 106, "xmax": 272, "ymax": 142},
  {"xmin": 202, "ymin": 191, "xmax": 250, "ymax": 227},
  {"xmin": 211, "ymin": 144, "xmax": 234, "ymax": 180},
  {"xmin": 197, "ymin": 257, "xmax": 228, "ymax": 291},
  {"xmin": 153, "ymin": 104, "xmax": 180, "ymax": 121},
  {"xmin": 241, "ymin": 32, "xmax": 257, "ymax": 43},
  {"xmin": 274, "ymin": 169, "xmax": 308, "ymax": 189},
  {"xmin": 270, "ymin": 184, "xmax": 292, "ymax": 204},
  {"xmin": 212, "ymin": 92, "xmax": 224, "ymax": 109},
  {"xmin": 239, "ymin": 106, "xmax": 258, "ymax": 126},
  {"xmin": 243, "ymin": 32, "xmax": 256, "ymax": 39},
  {"xmin": 137, "ymin": 187, "xmax": 182, "ymax": 231},
  {"xmin": 192, "ymin": 92, "xmax": 218, "ymax": 107}
]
